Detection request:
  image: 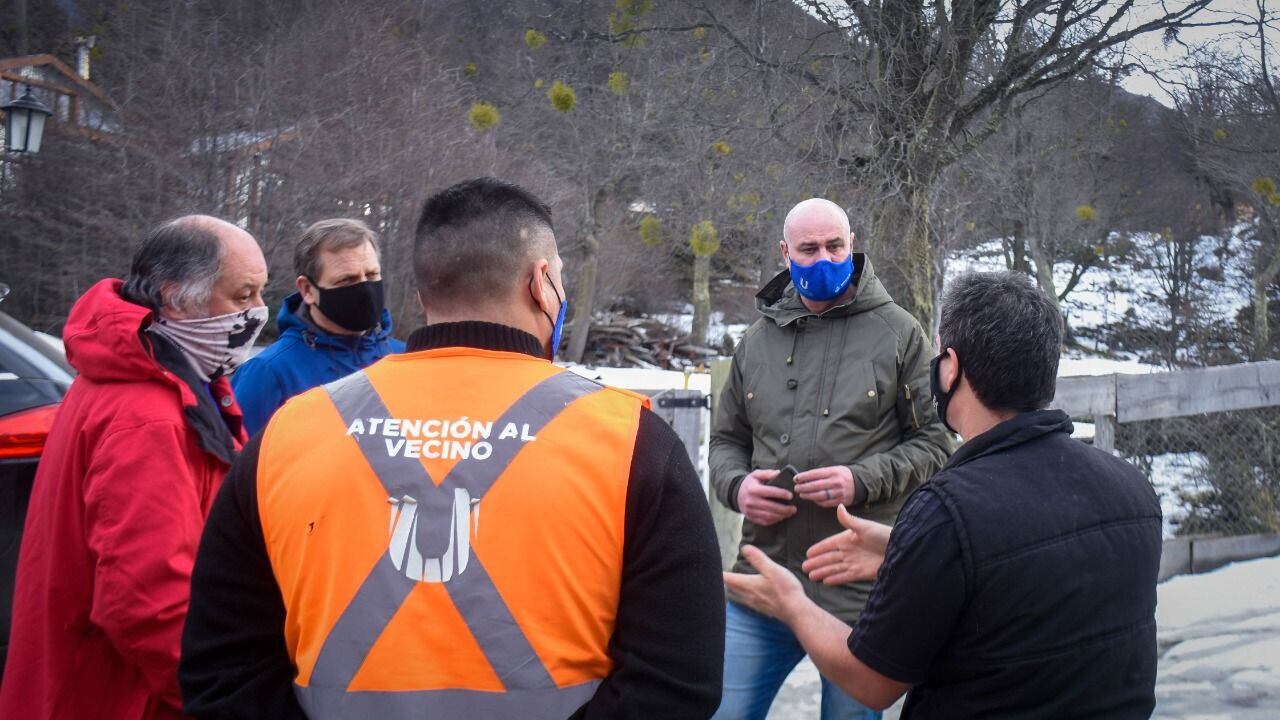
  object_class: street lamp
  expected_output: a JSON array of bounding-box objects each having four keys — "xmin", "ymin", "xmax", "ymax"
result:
[{"xmin": 3, "ymin": 85, "xmax": 54, "ymax": 154}]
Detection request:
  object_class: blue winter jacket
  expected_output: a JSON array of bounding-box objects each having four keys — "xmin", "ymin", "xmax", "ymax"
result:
[{"xmin": 231, "ymin": 292, "xmax": 406, "ymax": 436}]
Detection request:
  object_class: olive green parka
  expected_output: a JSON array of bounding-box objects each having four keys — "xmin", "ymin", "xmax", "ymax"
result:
[{"xmin": 710, "ymin": 256, "xmax": 954, "ymax": 621}]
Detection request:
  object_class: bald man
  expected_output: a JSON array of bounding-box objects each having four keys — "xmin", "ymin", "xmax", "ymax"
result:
[
  {"xmin": 0, "ymin": 216, "xmax": 268, "ymax": 720},
  {"xmin": 709, "ymin": 199, "xmax": 952, "ymax": 719}
]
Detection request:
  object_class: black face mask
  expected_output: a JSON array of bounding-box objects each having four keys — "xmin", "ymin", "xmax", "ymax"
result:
[
  {"xmin": 307, "ymin": 278, "xmax": 385, "ymax": 333},
  {"xmin": 930, "ymin": 351, "xmax": 962, "ymax": 435}
]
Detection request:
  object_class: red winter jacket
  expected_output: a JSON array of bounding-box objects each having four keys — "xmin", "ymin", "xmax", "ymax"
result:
[{"xmin": 0, "ymin": 280, "xmax": 247, "ymax": 720}]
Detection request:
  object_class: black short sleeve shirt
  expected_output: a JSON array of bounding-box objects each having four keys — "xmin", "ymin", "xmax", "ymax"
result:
[{"xmin": 847, "ymin": 487, "xmax": 965, "ymax": 684}]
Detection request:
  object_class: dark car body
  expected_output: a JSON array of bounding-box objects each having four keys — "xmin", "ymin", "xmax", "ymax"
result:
[{"xmin": 0, "ymin": 308, "xmax": 74, "ymax": 679}]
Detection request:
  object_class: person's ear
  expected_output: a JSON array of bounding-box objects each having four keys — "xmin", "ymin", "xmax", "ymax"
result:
[
  {"xmin": 158, "ymin": 281, "xmax": 192, "ymax": 320},
  {"xmin": 528, "ymin": 257, "xmax": 555, "ymax": 316},
  {"xmin": 415, "ymin": 289, "xmax": 428, "ymax": 319},
  {"xmin": 779, "ymin": 239, "xmax": 790, "ymax": 265},
  {"xmin": 941, "ymin": 347, "xmax": 960, "ymax": 394},
  {"xmin": 297, "ymin": 275, "xmax": 318, "ymax": 305}
]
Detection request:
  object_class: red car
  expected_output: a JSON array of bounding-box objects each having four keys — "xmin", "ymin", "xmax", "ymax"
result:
[{"xmin": 0, "ymin": 288, "xmax": 74, "ymax": 680}]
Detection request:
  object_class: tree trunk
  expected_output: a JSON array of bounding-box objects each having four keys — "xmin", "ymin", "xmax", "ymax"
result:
[
  {"xmin": 1252, "ymin": 232, "xmax": 1280, "ymax": 360},
  {"xmin": 564, "ymin": 227, "xmax": 598, "ymax": 363},
  {"xmin": 691, "ymin": 253, "xmax": 711, "ymax": 346},
  {"xmin": 1009, "ymin": 125, "xmax": 1033, "ymax": 274},
  {"xmin": 868, "ymin": 179, "xmax": 937, "ymax": 332},
  {"xmin": 1005, "ymin": 229, "xmax": 1029, "ymax": 273},
  {"xmin": 1026, "ymin": 230, "xmax": 1062, "ymax": 315},
  {"xmin": 1253, "ymin": 272, "xmax": 1271, "ymax": 361},
  {"xmin": 565, "ymin": 188, "xmax": 606, "ymax": 364}
]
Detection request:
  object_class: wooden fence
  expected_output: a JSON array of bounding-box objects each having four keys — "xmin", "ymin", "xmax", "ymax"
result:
[{"xmin": 1051, "ymin": 359, "xmax": 1280, "ymax": 453}]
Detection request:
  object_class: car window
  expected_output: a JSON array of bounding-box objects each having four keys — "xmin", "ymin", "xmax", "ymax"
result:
[
  {"xmin": 0, "ymin": 313, "xmax": 73, "ymax": 416},
  {"xmin": 0, "ymin": 378, "xmax": 64, "ymax": 417},
  {"xmin": 0, "ymin": 313, "xmax": 73, "ymax": 385}
]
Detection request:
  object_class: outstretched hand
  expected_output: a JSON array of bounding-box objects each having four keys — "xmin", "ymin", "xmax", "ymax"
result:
[
  {"xmin": 802, "ymin": 505, "xmax": 891, "ymax": 585},
  {"xmin": 723, "ymin": 545, "xmax": 805, "ymax": 622}
]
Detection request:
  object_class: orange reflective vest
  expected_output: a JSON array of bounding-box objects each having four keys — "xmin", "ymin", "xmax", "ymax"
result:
[{"xmin": 256, "ymin": 347, "xmax": 649, "ymax": 719}]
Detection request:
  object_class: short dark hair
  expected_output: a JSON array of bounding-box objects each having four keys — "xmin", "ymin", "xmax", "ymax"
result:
[
  {"xmin": 413, "ymin": 177, "xmax": 555, "ymax": 308},
  {"xmin": 939, "ymin": 271, "xmax": 1063, "ymax": 412},
  {"xmin": 120, "ymin": 217, "xmax": 223, "ymax": 314},
  {"xmin": 294, "ymin": 218, "xmax": 381, "ymax": 280}
]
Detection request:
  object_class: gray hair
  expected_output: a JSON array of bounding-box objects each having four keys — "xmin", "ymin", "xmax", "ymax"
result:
[{"xmin": 120, "ymin": 217, "xmax": 223, "ymax": 315}]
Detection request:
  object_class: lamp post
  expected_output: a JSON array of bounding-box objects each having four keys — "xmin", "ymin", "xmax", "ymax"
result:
[{"xmin": 3, "ymin": 85, "xmax": 54, "ymax": 154}]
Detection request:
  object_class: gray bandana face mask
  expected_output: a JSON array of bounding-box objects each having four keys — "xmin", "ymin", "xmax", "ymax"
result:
[{"xmin": 149, "ymin": 306, "xmax": 269, "ymax": 381}]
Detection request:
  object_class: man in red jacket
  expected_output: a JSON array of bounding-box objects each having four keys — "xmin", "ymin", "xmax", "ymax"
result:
[{"xmin": 0, "ymin": 215, "xmax": 268, "ymax": 720}]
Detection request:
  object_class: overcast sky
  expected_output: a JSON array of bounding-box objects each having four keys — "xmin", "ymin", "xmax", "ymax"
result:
[{"xmin": 1117, "ymin": 0, "xmax": 1279, "ymax": 105}]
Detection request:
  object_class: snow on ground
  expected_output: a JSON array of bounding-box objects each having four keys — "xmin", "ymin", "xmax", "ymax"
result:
[
  {"xmin": 948, "ymin": 229, "xmax": 1254, "ymax": 366},
  {"xmin": 650, "ymin": 305, "xmax": 752, "ymax": 348},
  {"xmin": 1150, "ymin": 453, "xmax": 1208, "ymax": 539},
  {"xmin": 1153, "ymin": 556, "xmax": 1280, "ymax": 719},
  {"xmin": 1058, "ymin": 355, "xmax": 1159, "ymax": 376}
]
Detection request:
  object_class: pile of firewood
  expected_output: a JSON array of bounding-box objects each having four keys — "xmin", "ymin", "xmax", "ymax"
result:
[{"xmin": 574, "ymin": 315, "xmax": 725, "ymax": 369}]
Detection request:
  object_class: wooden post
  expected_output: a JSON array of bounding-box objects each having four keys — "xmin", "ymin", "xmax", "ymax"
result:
[
  {"xmin": 648, "ymin": 389, "xmax": 705, "ymax": 491},
  {"xmin": 1053, "ymin": 375, "xmax": 1117, "ymax": 454},
  {"xmin": 708, "ymin": 357, "xmax": 743, "ymax": 570},
  {"xmin": 1093, "ymin": 413, "xmax": 1117, "ymax": 455}
]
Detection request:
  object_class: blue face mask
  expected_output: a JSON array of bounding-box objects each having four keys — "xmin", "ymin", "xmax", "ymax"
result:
[
  {"xmin": 551, "ymin": 286, "xmax": 568, "ymax": 358},
  {"xmin": 534, "ymin": 272, "xmax": 568, "ymax": 360},
  {"xmin": 789, "ymin": 254, "xmax": 855, "ymax": 301}
]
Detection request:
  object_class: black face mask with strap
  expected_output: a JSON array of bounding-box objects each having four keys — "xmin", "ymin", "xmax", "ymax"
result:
[
  {"xmin": 930, "ymin": 351, "xmax": 962, "ymax": 434},
  {"xmin": 308, "ymin": 278, "xmax": 385, "ymax": 333}
]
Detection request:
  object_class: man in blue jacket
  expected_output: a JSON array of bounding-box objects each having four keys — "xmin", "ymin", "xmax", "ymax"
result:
[{"xmin": 232, "ymin": 218, "xmax": 405, "ymax": 435}]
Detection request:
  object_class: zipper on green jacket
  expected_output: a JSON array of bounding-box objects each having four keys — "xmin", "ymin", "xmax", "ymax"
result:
[{"xmin": 904, "ymin": 384, "xmax": 921, "ymax": 430}]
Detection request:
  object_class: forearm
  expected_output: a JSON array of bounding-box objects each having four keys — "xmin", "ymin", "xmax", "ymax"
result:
[
  {"xmin": 784, "ymin": 595, "xmax": 858, "ymax": 690},
  {"xmin": 782, "ymin": 595, "xmax": 906, "ymax": 710}
]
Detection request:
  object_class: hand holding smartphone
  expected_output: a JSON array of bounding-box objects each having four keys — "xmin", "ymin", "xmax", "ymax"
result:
[{"xmin": 767, "ymin": 464, "xmax": 799, "ymax": 503}]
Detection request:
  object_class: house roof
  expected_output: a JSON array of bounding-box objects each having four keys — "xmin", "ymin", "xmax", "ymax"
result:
[{"xmin": 0, "ymin": 53, "xmax": 117, "ymax": 110}]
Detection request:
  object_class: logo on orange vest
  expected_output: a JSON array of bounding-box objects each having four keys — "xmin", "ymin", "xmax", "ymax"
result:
[
  {"xmin": 346, "ymin": 416, "xmax": 540, "ymax": 583},
  {"xmin": 386, "ymin": 491, "xmax": 480, "ymax": 583}
]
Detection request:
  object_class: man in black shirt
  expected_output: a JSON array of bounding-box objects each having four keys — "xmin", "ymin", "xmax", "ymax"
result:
[{"xmin": 725, "ymin": 271, "xmax": 1162, "ymax": 719}]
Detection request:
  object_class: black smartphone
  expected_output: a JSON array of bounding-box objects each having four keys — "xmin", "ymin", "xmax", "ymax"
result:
[{"xmin": 767, "ymin": 464, "xmax": 799, "ymax": 502}]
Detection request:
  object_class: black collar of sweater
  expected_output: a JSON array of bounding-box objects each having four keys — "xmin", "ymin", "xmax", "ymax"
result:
[
  {"xmin": 406, "ymin": 321, "xmax": 546, "ymax": 359},
  {"xmin": 942, "ymin": 408, "xmax": 1073, "ymax": 472}
]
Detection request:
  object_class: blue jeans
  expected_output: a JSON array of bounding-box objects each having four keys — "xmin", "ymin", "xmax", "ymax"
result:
[{"xmin": 712, "ymin": 601, "xmax": 883, "ymax": 720}]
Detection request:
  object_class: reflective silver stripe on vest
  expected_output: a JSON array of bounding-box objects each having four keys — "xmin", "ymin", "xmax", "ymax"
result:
[
  {"xmin": 294, "ymin": 679, "xmax": 602, "ymax": 720},
  {"xmin": 298, "ymin": 368, "xmax": 606, "ymax": 718}
]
